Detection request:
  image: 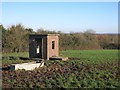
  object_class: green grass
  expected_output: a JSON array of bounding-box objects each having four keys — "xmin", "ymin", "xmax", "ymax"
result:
[
  {"xmin": 60, "ymin": 50, "xmax": 118, "ymax": 64},
  {"xmin": 2, "ymin": 50, "xmax": 118, "ymax": 65},
  {"xmin": 3, "ymin": 52, "xmax": 29, "ymax": 58},
  {"xmin": 2, "ymin": 52, "xmax": 30, "ymax": 66},
  {"xmin": 60, "ymin": 50, "xmax": 118, "ymax": 60}
]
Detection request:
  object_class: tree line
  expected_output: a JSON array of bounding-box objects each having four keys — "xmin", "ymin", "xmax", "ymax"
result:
[{"xmin": 0, "ymin": 24, "xmax": 119, "ymax": 53}]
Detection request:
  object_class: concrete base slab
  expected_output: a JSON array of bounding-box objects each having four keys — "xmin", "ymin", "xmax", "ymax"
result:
[{"xmin": 9, "ymin": 61, "xmax": 44, "ymax": 70}]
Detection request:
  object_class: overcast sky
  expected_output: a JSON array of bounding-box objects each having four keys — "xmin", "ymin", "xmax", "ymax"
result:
[{"xmin": 2, "ymin": 1, "xmax": 118, "ymax": 33}]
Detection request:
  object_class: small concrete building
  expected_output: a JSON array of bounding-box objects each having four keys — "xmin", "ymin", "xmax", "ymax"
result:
[{"xmin": 29, "ymin": 34, "xmax": 59, "ymax": 60}]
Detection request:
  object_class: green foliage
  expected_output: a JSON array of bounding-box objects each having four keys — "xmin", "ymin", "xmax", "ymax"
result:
[
  {"xmin": 2, "ymin": 50, "xmax": 119, "ymax": 88},
  {"xmin": 2, "ymin": 24, "xmax": 34, "ymax": 53},
  {"xmin": 1, "ymin": 24, "xmax": 119, "ymax": 53}
]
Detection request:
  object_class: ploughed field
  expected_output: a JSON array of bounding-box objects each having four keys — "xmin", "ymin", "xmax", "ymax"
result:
[{"xmin": 2, "ymin": 50, "xmax": 120, "ymax": 88}]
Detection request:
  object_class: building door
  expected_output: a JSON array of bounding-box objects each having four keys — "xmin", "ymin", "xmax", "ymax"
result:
[{"xmin": 35, "ymin": 38, "xmax": 43, "ymax": 58}]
